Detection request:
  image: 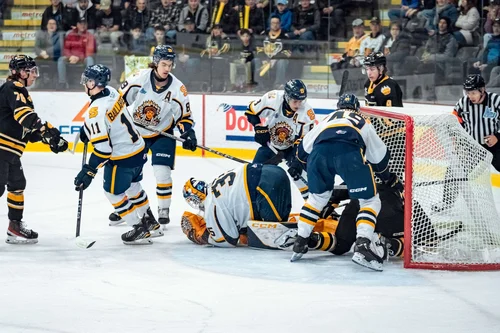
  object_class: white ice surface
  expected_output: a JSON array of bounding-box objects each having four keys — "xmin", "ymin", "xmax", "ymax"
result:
[{"xmin": 1, "ymin": 153, "xmax": 500, "ymax": 333}]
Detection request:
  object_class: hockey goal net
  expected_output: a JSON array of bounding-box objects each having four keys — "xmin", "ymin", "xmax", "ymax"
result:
[{"xmin": 361, "ymin": 106, "xmax": 500, "ymax": 270}]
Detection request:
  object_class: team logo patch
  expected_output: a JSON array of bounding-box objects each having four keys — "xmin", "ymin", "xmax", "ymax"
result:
[
  {"xmin": 381, "ymin": 86, "xmax": 391, "ymax": 95},
  {"xmin": 134, "ymin": 100, "xmax": 161, "ymax": 126},
  {"xmin": 140, "ymin": 88, "xmax": 147, "ymax": 94},
  {"xmin": 483, "ymin": 106, "xmax": 498, "ymax": 119},
  {"xmin": 263, "ymin": 40, "xmax": 283, "ymax": 58},
  {"xmin": 88, "ymin": 107, "xmax": 98, "ymax": 118},
  {"xmin": 270, "ymin": 122, "xmax": 294, "ymax": 148}
]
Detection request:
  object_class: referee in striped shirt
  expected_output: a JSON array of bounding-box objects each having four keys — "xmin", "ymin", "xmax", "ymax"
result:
[{"xmin": 453, "ymin": 74, "xmax": 500, "ymax": 171}]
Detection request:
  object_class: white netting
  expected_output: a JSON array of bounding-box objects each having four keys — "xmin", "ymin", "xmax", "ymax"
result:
[{"xmin": 363, "ymin": 109, "xmax": 500, "ymax": 269}]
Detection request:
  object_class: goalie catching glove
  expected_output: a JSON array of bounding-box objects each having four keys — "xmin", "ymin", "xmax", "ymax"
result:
[{"xmin": 181, "ymin": 211, "xmax": 209, "ymax": 245}]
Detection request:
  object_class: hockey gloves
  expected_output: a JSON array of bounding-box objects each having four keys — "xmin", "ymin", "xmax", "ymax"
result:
[
  {"xmin": 254, "ymin": 125, "xmax": 270, "ymax": 146},
  {"xmin": 41, "ymin": 123, "xmax": 68, "ymax": 154},
  {"xmin": 181, "ymin": 128, "xmax": 197, "ymax": 151},
  {"xmin": 385, "ymin": 173, "xmax": 404, "ymax": 198},
  {"xmin": 287, "ymin": 157, "xmax": 303, "ymax": 181},
  {"xmin": 74, "ymin": 164, "xmax": 97, "ymax": 191}
]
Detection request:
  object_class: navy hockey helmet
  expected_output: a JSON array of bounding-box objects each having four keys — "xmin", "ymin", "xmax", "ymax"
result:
[
  {"xmin": 153, "ymin": 45, "xmax": 176, "ymax": 66},
  {"xmin": 183, "ymin": 178, "xmax": 208, "ymax": 210},
  {"xmin": 463, "ymin": 74, "xmax": 485, "ymax": 91},
  {"xmin": 9, "ymin": 54, "xmax": 38, "ymax": 76},
  {"xmin": 284, "ymin": 79, "xmax": 307, "ymax": 102},
  {"xmin": 364, "ymin": 51, "xmax": 386, "ymax": 67},
  {"xmin": 81, "ymin": 64, "xmax": 111, "ymax": 88},
  {"xmin": 337, "ymin": 93, "xmax": 360, "ymax": 112}
]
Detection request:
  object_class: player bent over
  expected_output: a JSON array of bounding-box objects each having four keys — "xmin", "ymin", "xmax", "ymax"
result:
[
  {"xmin": 290, "ymin": 94, "xmax": 403, "ymax": 271},
  {"xmin": 0, "ymin": 55, "xmax": 68, "ymax": 244},
  {"xmin": 73, "ymin": 65, "xmax": 162, "ymax": 245},
  {"xmin": 110, "ymin": 45, "xmax": 197, "ymax": 228},
  {"xmin": 245, "ymin": 79, "xmax": 315, "ymax": 200},
  {"xmin": 181, "ymin": 163, "xmax": 292, "ymax": 247}
]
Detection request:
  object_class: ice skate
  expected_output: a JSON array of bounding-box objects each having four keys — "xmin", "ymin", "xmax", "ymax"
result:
[
  {"xmin": 108, "ymin": 212, "xmax": 125, "ymax": 226},
  {"xmin": 290, "ymin": 235, "xmax": 309, "ymax": 262},
  {"xmin": 158, "ymin": 208, "xmax": 170, "ymax": 228},
  {"xmin": 121, "ymin": 219, "xmax": 152, "ymax": 245},
  {"xmin": 145, "ymin": 208, "xmax": 164, "ymax": 238},
  {"xmin": 352, "ymin": 236, "xmax": 386, "ymax": 272},
  {"xmin": 6, "ymin": 220, "xmax": 38, "ymax": 244}
]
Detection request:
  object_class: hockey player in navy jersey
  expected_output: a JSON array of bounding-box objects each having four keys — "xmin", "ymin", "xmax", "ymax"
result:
[{"xmin": 289, "ymin": 93, "xmax": 403, "ymax": 271}]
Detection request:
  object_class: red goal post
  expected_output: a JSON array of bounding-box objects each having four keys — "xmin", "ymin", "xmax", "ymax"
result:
[{"xmin": 360, "ymin": 106, "xmax": 500, "ymax": 271}]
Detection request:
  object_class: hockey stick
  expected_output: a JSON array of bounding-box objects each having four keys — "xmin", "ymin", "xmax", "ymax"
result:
[
  {"xmin": 75, "ymin": 142, "xmax": 96, "ymax": 249},
  {"xmin": 133, "ymin": 122, "xmax": 249, "ymax": 164},
  {"xmin": 414, "ymin": 178, "xmax": 468, "ymax": 188},
  {"xmin": 267, "ymin": 143, "xmax": 308, "ymax": 184},
  {"xmin": 338, "ymin": 70, "xmax": 349, "ymax": 97}
]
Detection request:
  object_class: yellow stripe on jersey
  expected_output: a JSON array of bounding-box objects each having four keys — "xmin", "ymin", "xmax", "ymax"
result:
[
  {"xmin": 93, "ymin": 149, "xmax": 111, "ymax": 159},
  {"xmin": 243, "ymin": 165, "xmax": 254, "ymax": 220},
  {"xmin": 110, "ymin": 145, "xmax": 144, "ymax": 161},
  {"xmin": 110, "ymin": 165, "xmax": 117, "ymax": 194},
  {"xmin": 141, "ymin": 121, "xmax": 173, "ymax": 138},
  {"xmin": 13, "ymin": 107, "xmax": 33, "ymax": 121},
  {"xmin": 256, "ymin": 186, "xmax": 282, "ymax": 222},
  {"xmin": 0, "ymin": 133, "xmax": 25, "ymax": 145},
  {"xmin": 299, "ymin": 215, "xmax": 317, "ymax": 226},
  {"xmin": 90, "ymin": 135, "xmax": 109, "ymax": 144},
  {"xmin": 0, "ymin": 138, "xmax": 25, "ymax": 154},
  {"xmin": 367, "ymin": 163, "xmax": 377, "ymax": 196},
  {"xmin": 304, "ymin": 203, "xmax": 320, "ymax": 214}
]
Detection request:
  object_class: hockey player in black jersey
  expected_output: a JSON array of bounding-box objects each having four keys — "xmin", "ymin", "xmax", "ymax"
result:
[
  {"xmin": 0, "ymin": 55, "xmax": 68, "ymax": 244},
  {"xmin": 363, "ymin": 52, "xmax": 403, "ymax": 107}
]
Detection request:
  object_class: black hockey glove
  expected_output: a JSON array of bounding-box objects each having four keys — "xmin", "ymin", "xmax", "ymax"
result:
[
  {"xmin": 254, "ymin": 125, "xmax": 270, "ymax": 146},
  {"xmin": 74, "ymin": 164, "xmax": 97, "ymax": 191},
  {"xmin": 287, "ymin": 157, "xmax": 303, "ymax": 181},
  {"xmin": 181, "ymin": 128, "xmax": 197, "ymax": 151},
  {"xmin": 384, "ymin": 173, "xmax": 404, "ymax": 198},
  {"xmin": 28, "ymin": 130, "xmax": 42, "ymax": 143},
  {"xmin": 79, "ymin": 126, "xmax": 89, "ymax": 144},
  {"xmin": 41, "ymin": 123, "xmax": 68, "ymax": 153}
]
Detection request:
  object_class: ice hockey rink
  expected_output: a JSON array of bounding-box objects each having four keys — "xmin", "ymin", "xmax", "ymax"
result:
[{"xmin": 1, "ymin": 152, "xmax": 500, "ymax": 333}]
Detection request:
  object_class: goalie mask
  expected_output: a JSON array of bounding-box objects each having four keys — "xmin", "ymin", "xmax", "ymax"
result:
[{"xmin": 183, "ymin": 178, "xmax": 208, "ymax": 211}]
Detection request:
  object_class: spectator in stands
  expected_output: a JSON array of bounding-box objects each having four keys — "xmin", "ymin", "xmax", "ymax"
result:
[
  {"xmin": 124, "ymin": 0, "xmax": 151, "ymax": 32},
  {"xmin": 126, "ymin": 24, "xmax": 150, "ymax": 55},
  {"xmin": 41, "ymin": 0, "xmax": 79, "ymax": 31},
  {"xmin": 483, "ymin": 0, "xmax": 500, "ymax": 47},
  {"xmin": 147, "ymin": 0, "xmax": 181, "ymax": 42},
  {"xmin": 359, "ymin": 17, "xmax": 385, "ymax": 64},
  {"xmin": 418, "ymin": 0, "xmax": 458, "ymax": 34},
  {"xmin": 316, "ymin": 0, "xmax": 346, "ymax": 39},
  {"xmin": 178, "ymin": 0, "xmax": 209, "ymax": 33},
  {"xmin": 150, "ymin": 25, "xmax": 166, "ymax": 53},
  {"xmin": 258, "ymin": 15, "xmax": 291, "ymax": 88},
  {"xmin": 287, "ymin": 0, "xmax": 320, "ymax": 40},
  {"xmin": 417, "ymin": 17, "xmax": 458, "ymax": 78},
  {"xmin": 473, "ymin": 18, "xmax": 500, "ymax": 83},
  {"xmin": 453, "ymin": 0, "xmax": 480, "ymax": 46},
  {"xmin": 95, "ymin": 0, "xmax": 123, "ymax": 49},
  {"xmin": 388, "ymin": 0, "xmax": 420, "ymax": 22},
  {"xmin": 209, "ymin": 0, "xmax": 238, "ymax": 33},
  {"xmin": 202, "ymin": 23, "xmax": 232, "ymax": 91},
  {"xmin": 333, "ymin": 18, "xmax": 366, "ymax": 69},
  {"xmin": 381, "ymin": 21, "xmax": 411, "ymax": 74},
  {"xmin": 35, "ymin": 18, "xmax": 64, "ymax": 62},
  {"xmin": 236, "ymin": 0, "xmax": 265, "ymax": 35},
  {"xmin": 270, "ymin": 0, "xmax": 292, "ymax": 33},
  {"xmin": 229, "ymin": 29, "xmax": 257, "ymax": 91},
  {"xmin": 75, "ymin": 0, "xmax": 97, "ymax": 32},
  {"xmin": 57, "ymin": 18, "xmax": 96, "ymax": 89},
  {"xmin": 257, "ymin": 0, "xmax": 272, "ymax": 25}
]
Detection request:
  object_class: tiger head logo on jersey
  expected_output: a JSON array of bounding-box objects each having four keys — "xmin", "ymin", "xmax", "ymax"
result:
[
  {"xmin": 270, "ymin": 122, "xmax": 294, "ymax": 148},
  {"xmin": 134, "ymin": 100, "xmax": 161, "ymax": 126}
]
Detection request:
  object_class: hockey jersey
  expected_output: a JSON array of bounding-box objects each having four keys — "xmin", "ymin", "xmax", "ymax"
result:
[
  {"xmin": 245, "ymin": 90, "xmax": 316, "ymax": 150},
  {"xmin": 364, "ymin": 75, "xmax": 403, "ymax": 107},
  {"xmin": 0, "ymin": 79, "xmax": 41, "ymax": 158},
  {"xmin": 82, "ymin": 86, "xmax": 146, "ymax": 169},
  {"xmin": 298, "ymin": 109, "xmax": 389, "ymax": 171},
  {"xmin": 203, "ymin": 163, "xmax": 262, "ymax": 247},
  {"xmin": 119, "ymin": 69, "xmax": 194, "ymax": 138}
]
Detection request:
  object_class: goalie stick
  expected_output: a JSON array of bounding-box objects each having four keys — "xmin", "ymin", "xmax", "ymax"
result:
[{"xmin": 75, "ymin": 142, "xmax": 96, "ymax": 249}]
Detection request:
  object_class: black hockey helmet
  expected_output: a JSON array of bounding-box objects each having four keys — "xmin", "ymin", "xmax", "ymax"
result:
[
  {"xmin": 9, "ymin": 54, "xmax": 37, "ymax": 72},
  {"xmin": 337, "ymin": 93, "xmax": 360, "ymax": 112},
  {"xmin": 284, "ymin": 79, "xmax": 307, "ymax": 102},
  {"xmin": 364, "ymin": 51, "xmax": 386, "ymax": 67},
  {"xmin": 81, "ymin": 64, "xmax": 111, "ymax": 88},
  {"xmin": 463, "ymin": 74, "xmax": 485, "ymax": 91},
  {"xmin": 153, "ymin": 45, "xmax": 176, "ymax": 66}
]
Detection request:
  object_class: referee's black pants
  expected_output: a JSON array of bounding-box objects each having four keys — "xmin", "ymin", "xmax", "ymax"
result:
[{"xmin": 0, "ymin": 154, "xmax": 26, "ymax": 221}]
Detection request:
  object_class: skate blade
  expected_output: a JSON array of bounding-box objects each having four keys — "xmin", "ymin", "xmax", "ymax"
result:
[
  {"xmin": 275, "ymin": 229, "xmax": 298, "ymax": 250},
  {"xmin": 352, "ymin": 252, "xmax": 383, "ymax": 272},
  {"xmin": 123, "ymin": 238, "xmax": 153, "ymax": 245},
  {"xmin": 290, "ymin": 251, "xmax": 304, "ymax": 262},
  {"xmin": 6, "ymin": 235, "xmax": 38, "ymax": 245},
  {"xmin": 150, "ymin": 229, "xmax": 164, "ymax": 238}
]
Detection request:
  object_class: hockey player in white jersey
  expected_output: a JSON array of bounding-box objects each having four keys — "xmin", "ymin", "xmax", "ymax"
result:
[
  {"xmin": 180, "ymin": 163, "xmax": 292, "ymax": 247},
  {"xmin": 245, "ymin": 79, "xmax": 315, "ymax": 199},
  {"xmin": 289, "ymin": 93, "xmax": 403, "ymax": 271},
  {"xmin": 109, "ymin": 45, "xmax": 198, "ymax": 228},
  {"xmin": 73, "ymin": 65, "xmax": 163, "ymax": 245}
]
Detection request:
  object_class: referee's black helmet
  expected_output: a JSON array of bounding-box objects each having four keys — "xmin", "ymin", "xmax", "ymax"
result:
[{"xmin": 463, "ymin": 74, "xmax": 485, "ymax": 91}]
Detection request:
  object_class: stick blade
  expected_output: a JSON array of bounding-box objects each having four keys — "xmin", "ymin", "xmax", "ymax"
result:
[{"xmin": 76, "ymin": 236, "xmax": 96, "ymax": 249}]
